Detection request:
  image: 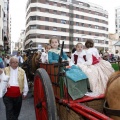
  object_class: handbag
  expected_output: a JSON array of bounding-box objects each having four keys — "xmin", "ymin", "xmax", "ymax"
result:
[{"xmin": 0, "ymin": 73, "xmax": 9, "ymax": 98}]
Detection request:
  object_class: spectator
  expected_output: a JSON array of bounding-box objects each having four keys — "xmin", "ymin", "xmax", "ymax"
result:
[
  {"xmin": 0, "ymin": 56, "xmax": 29, "ymax": 120},
  {"xmin": 0, "ymin": 56, "xmax": 4, "ymax": 68},
  {"xmin": 16, "ymin": 52, "xmax": 23, "ymax": 66},
  {"xmin": 4, "ymin": 55, "xmax": 10, "ymax": 66}
]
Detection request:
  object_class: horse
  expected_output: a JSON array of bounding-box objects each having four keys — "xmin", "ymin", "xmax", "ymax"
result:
[
  {"xmin": 31, "ymin": 51, "xmax": 41, "ymax": 73},
  {"xmin": 105, "ymin": 71, "xmax": 120, "ymax": 120}
]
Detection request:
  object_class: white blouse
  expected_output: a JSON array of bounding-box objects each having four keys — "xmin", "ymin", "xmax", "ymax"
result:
[
  {"xmin": 70, "ymin": 50, "xmax": 86, "ymax": 66},
  {"xmin": 84, "ymin": 48, "xmax": 100, "ymax": 65},
  {"xmin": 40, "ymin": 52, "xmax": 48, "ymax": 63}
]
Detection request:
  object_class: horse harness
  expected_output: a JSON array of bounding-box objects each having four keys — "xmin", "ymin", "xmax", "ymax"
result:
[{"xmin": 103, "ymin": 73, "xmax": 120, "ymax": 117}]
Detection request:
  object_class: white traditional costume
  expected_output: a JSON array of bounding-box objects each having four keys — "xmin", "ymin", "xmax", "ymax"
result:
[
  {"xmin": 69, "ymin": 50, "xmax": 86, "ymax": 66},
  {"xmin": 48, "ymin": 48, "xmax": 88, "ymax": 99},
  {"xmin": 40, "ymin": 52, "xmax": 48, "ymax": 63},
  {"xmin": 77, "ymin": 47, "xmax": 114, "ymax": 96}
]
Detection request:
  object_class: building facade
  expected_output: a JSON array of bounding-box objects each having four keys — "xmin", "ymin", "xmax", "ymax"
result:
[
  {"xmin": 115, "ymin": 7, "xmax": 120, "ymax": 39},
  {"xmin": 3, "ymin": 0, "xmax": 10, "ymax": 53},
  {"xmin": 0, "ymin": 0, "xmax": 4, "ymax": 51},
  {"xmin": 25, "ymin": 0, "xmax": 109, "ymax": 52}
]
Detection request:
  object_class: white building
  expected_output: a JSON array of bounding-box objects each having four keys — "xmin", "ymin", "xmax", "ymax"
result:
[
  {"xmin": 18, "ymin": 30, "xmax": 25, "ymax": 53},
  {"xmin": 0, "ymin": 0, "xmax": 4, "ymax": 50},
  {"xmin": 25, "ymin": 0, "xmax": 109, "ymax": 52},
  {"xmin": 115, "ymin": 7, "xmax": 120, "ymax": 39}
]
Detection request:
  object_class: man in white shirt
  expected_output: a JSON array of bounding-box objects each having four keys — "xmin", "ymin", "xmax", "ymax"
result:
[
  {"xmin": 0, "ymin": 56, "xmax": 28, "ymax": 120},
  {"xmin": 16, "ymin": 52, "xmax": 23, "ymax": 67}
]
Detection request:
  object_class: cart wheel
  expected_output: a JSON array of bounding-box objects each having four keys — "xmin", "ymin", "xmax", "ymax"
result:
[{"xmin": 34, "ymin": 68, "xmax": 57, "ymax": 120}]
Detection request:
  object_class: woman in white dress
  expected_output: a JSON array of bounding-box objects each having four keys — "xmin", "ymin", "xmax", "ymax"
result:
[
  {"xmin": 77, "ymin": 39, "xmax": 114, "ymax": 96},
  {"xmin": 70, "ymin": 43, "xmax": 86, "ymax": 66}
]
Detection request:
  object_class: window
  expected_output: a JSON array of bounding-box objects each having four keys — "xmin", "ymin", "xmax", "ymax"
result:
[
  {"xmin": 31, "ymin": 0, "xmax": 37, "ymax": 3},
  {"xmin": 76, "ymin": 22, "xmax": 79, "ymax": 26},
  {"xmin": 30, "ymin": 16, "xmax": 36, "ymax": 20},
  {"xmin": 81, "ymin": 16, "xmax": 84, "ymax": 19},
  {"xmin": 36, "ymin": 16, "xmax": 40, "ymax": 20},
  {"xmin": 30, "ymin": 25, "xmax": 37, "ymax": 29},
  {"xmin": 76, "ymin": 15, "xmax": 79, "ymax": 18},
  {"xmin": 76, "ymin": 7, "xmax": 79, "ymax": 10},
  {"xmin": 31, "ymin": 7, "xmax": 37, "ymax": 11},
  {"xmin": 61, "ymin": 36, "xmax": 66, "ymax": 40},
  {"xmin": 37, "ymin": 35, "xmax": 41, "ymax": 38},
  {"xmin": 89, "ymin": 32, "xmax": 91, "ymax": 35},
  {"xmin": 53, "ymin": 27, "xmax": 57, "ymax": 31},
  {"xmin": 53, "ymin": 19, "xmax": 57, "ymax": 22},
  {"xmin": 46, "ymin": 2, "xmax": 49, "ymax": 4},
  {"xmin": 94, "ymin": 39, "xmax": 98, "ymax": 43},
  {"xmin": 81, "ymin": 23, "xmax": 84, "ymax": 26},
  {"xmin": 61, "ymin": 12, "xmax": 66, "ymax": 16},
  {"xmin": 95, "ymin": 33, "xmax": 99, "ymax": 36},
  {"xmin": 37, "ymin": 8, "xmax": 41, "ymax": 11},
  {"xmin": 54, "ymin": 2, "xmax": 57, "ymax": 6},
  {"xmin": 61, "ymin": 20, "xmax": 66, "ymax": 24},
  {"xmin": 69, "ymin": 21, "xmax": 73, "ymax": 25},
  {"xmin": 95, "ymin": 12, "xmax": 99, "ymax": 15},
  {"xmin": 29, "ymin": 34, "xmax": 36, "ymax": 38},
  {"xmin": 95, "ymin": 25, "xmax": 99, "ymax": 29},
  {"xmin": 46, "ymin": 9, "xmax": 49, "ymax": 12},
  {"xmin": 61, "ymin": 28, "xmax": 66, "ymax": 32},
  {"xmin": 95, "ymin": 18, "xmax": 99, "ymax": 22},
  {"xmin": 89, "ymin": 10, "xmax": 91, "ymax": 13},
  {"xmin": 76, "ymin": 30, "xmax": 79, "ymax": 33},
  {"xmin": 61, "ymin": 4, "xmax": 66, "ymax": 8},
  {"xmin": 45, "ymin": 26, "xmax": 49, "ymax": 30},
  {"xmin": 89, "ymin": 24, "xmax": 92, "ymax": 28},
  {"xmin": 45, "ymin": 35, "xmax": 49, "ymax": 39},
  {"xmin": 69, "ymin": 29, "xmax": 73, "ymax": 33},
  {"xmin": 76, "ymin": 38, "xmax": 79, "ymax": 41},
  {"xmin": 53, "ymin": 10, "xmax": 57, "ymax": 14},
  {"xmin": 81, "ymin": 31, "xmax": 84, "ymax": 34},
  {"xmin": 69, "ymin": 13, "xmax": 73, "ymax": 17},
  {"xmin": 45, "ymin": 17, "xmax": 49, "ymax": 21}
]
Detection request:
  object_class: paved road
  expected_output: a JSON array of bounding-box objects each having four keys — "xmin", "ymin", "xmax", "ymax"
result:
[{"xmin": 0, "ymin": 92, "xmax": 36, "ymax": 120}]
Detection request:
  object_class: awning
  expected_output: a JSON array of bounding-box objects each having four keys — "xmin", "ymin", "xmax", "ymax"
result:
[{"xmin": 114, "ymin": 40, "xmax": 120, "ymax": 46}]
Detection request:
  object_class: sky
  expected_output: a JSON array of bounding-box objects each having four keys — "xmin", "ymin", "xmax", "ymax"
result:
[{"xmin": 9, "ymin": 0, "xmax": 120, "ymax": 42}]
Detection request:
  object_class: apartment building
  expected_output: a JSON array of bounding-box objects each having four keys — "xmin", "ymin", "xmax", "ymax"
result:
[
  {"xmin": 115, "ymin": 7, "xmax": 120, "ymax": 39},
  {"xmin": 25, "ymin": 0, "xmax": 109, "ymax": 52},
  {"xmin": 0, "ymin": 0, "xmax": 4, "ymax": 50},
  {"xmin": 3, "ymin": 0, "xmax": 10, "ymax": 53}
]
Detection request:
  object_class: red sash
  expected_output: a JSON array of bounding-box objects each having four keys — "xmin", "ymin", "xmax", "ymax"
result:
[
  {"xmin": 92, "ymin": 55, "xmax": 99, "ymax": 65},
  {"xmin": 5, "ymin": 86, "xmax": 21, "ymax": 97}
]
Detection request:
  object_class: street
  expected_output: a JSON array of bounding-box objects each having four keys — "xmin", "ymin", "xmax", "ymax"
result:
[{"xmin": 0, "ymin": 91, "xmax": 36, "ymax": 120}]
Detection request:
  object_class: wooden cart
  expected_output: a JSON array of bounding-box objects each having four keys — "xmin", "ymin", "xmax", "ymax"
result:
[{"xmin": 33, "ymin": 61, "xmax": 113, "ymax": 120}]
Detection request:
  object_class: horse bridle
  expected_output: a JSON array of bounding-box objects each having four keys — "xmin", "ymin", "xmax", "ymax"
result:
[{"xmin": 104, "ymin": 73, "xmax": 120, "ymax": 117}]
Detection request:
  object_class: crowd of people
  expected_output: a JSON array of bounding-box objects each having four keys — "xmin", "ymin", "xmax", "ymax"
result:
[
  {"xmin": 0, "ymin": 37, "xmax": 119, "ymax": 119},
  {"xmin": 44, "ymin": 37, "xmax": 115, "ymax": 97}
]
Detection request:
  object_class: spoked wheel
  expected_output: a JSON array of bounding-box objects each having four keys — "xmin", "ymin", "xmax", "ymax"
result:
[{"xmin": 34, "ymin": 68, "xmax": 57, "ymax": 120}]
